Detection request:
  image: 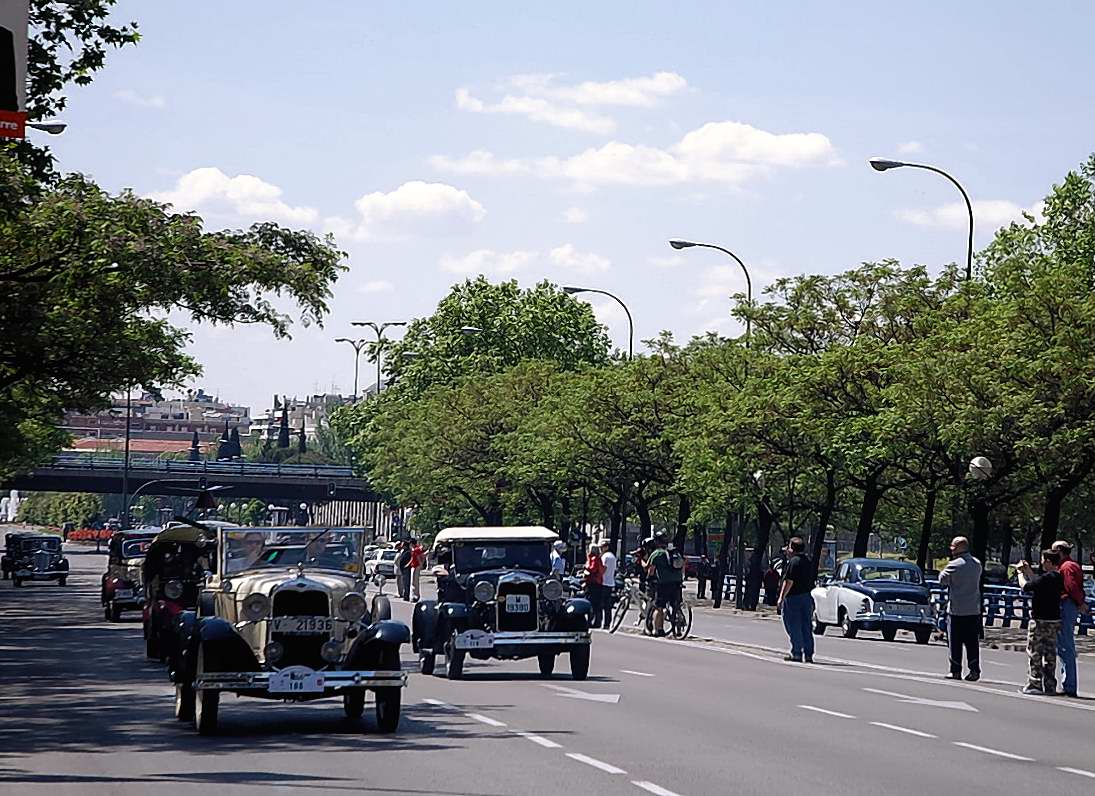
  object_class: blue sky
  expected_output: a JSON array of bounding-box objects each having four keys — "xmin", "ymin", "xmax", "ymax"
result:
[{"xmin": 42, "ymin": 1, "xmax": 1095, "ymax": 412}]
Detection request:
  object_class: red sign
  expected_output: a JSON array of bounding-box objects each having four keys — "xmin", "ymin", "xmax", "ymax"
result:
[{"xmin": 0, "ymin": 109, "xmax": 25, "ymax": 139}]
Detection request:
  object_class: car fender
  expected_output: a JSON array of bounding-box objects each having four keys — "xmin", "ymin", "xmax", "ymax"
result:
[
  {"xmin": 196, "ymin": 616, "xmax": 258, "ymax": 674},
  {"xmin": 809, "ymin": 587, "xmax": 829, "ymax": 622},
  {"xmin": 346, "ymin": 620, "xmax": 410, "ymax": 668},
  {"xmin": 412, "ymin": 600, "xmax": 439, "ymax": 652}
]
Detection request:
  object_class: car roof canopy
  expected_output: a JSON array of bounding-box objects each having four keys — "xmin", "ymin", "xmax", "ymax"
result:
[{"xmin": 433, "ymin": 526, "xmax": 559, "ymax": 546}]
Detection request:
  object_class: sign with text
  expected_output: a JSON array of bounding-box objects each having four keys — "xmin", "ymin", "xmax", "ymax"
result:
[{"xmin": 0, "ymin": 0, "xmax": 28, "ymax": 138}]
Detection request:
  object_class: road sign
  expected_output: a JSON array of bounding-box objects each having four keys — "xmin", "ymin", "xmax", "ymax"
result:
[{"xmin": 895, "ymin": 536, "xmax": 908, "ymax": 551}]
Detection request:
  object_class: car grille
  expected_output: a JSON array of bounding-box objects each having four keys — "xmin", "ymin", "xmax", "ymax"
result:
[
  {"xmin": 33, "ymin": 552, "xmax": 50, "ymax": 571},
  {"xmin": 273, "ymin": 590, "xmax": 328, "ymax": 617},
  {"xmin": 272, "ymin": 590, "xmax": 329, "ymax": 669},
  {"xmin": 496, "ymin": 581, "xmax": 538, "ymax": 632}
]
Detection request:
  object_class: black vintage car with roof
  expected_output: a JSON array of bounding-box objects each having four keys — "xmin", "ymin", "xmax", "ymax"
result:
[
  {"xmin": 143, "ymin": 523, "xmax": 218, "ymax": 662},
  {"xmin": 101, "ymin": 528, "xmax": 160, "ymax": 621},
  {"xmin": 412, "ymin": 526, "xmax": 593, "ymax": 680},
  {"xmin": 2, "ymin": 532, "xmax": 68, "ymax": 587}
]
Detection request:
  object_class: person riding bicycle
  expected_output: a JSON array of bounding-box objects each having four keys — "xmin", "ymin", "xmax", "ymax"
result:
[{"xmin": 646, "ymin": 532, "xmax": 685, "ymax": 637}]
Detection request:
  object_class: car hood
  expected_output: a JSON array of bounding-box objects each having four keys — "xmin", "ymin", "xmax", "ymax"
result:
[
  {"xmin": 456, "ymin": 568, "xmax": 547, "ymax": 587},
  {"xmin": 233, "ymin": 569, "xmax": 363, "ymax": 602},
  {"xmin": 847, "ymin": 580, "xmax": 930, "ymax": 604}
]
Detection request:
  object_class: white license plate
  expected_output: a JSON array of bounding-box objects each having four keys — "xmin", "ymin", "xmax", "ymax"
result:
[
  {"xmin": 114, "ymin": 589, "xmax": 133, "ymax": 600},
  {"xmin": 886, "ymin": 604, "xmax": 917, "ymax": 615},
  {"xmin": 271, "ymin": 616, "xmax": 334, "ymax": 635},
  {"xmin": 505, "ymin": 594, "xmax": 531, "ymax": 613},
  {"xmin": 455, "ymin": 630, "xmax": 494, "ymax": 650},
  {"xmin": 268, "ymin": 666, "xmax": 325, "ymax": 693}
]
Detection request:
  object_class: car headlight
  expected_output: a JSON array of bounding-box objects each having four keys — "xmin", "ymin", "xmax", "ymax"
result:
[
  {"xmin": 541, "ymin": 578, "xmax": 563, "ymax": 601},
  {"xmin": 164, "ymin": 580, "xmax": 184, "ymax": 600},
  {"xmin": 241, "ymin": 593, "xmax": 271, "ymax": 621},
  {"xmin": 264, "ymin": 641, "xmax": 284, "ymax": 664},
  {"xmin": 339, "ymin": 592, "xmax": 367, "ymax": 622},
  {"xmin": 473, "ymin": 580, "xmax": 496, "ymax": 603},
  {"xmin": 320, "ymin": 640, "xmax": 342, "ymax": 663},
  {"xmin": 372, "ymin": 573, "xmax": 386, "ymax": 588}
]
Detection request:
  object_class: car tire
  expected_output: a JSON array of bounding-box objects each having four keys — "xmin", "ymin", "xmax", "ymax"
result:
[
  {"xmin": 839, "ymin": 611, "xmax": 858, "ymax": 639},
  {"xmin": 812, "ymin": 610, "xmax": 827, "ymax": 636},
  {"xmin": 373, "ymin": 596, "xmax": 392, "ymax": 622},
  {"xmin": 13, "ymin": 578, "xmax": 22, "ymax": 588},
  {"xmin": 445, "ymin": 633, "xmax": 465, "ymax": 680},
  {"xmin": 58, "ymin": 577, "xmax": 66, "ymax": 587},
  {"xmin": 175, "ymin": 683, "xmax": 195, "ymax": 721},
  {"xmin": 914, "ymin": 628, "xmax": 932, "ymax": 645},
  {"xmin": 570, "ymin": 645, "xmax": 590, "ymax": 681},
  {"xmin": 881, "ymin": 627, "xmax": 897, "ymax": 642},
  {"xmin": 418, "ymin": 650, "xmax": 435, "ymax": 676},
  {"xmin": 146, "ymin": 630, "xmax": 159, "ymax": 661},
  {"xmin": 375, "ymin": 687, "xmax": 401, "ymax": 733},
  {"xmin": 103, "ymin": 602, "xmax": 112, "ymax": 621},
  {"xmin": 109, "ymin": 603, "xmax": 122, "ymax": 623},
  {"xmin": 194, "ymin": 689, "xmax": 219, "ymax": 736},
  {"xmin": 538, "ymin": 654, "xmax": 556, "ymax": 677},
  {"xmin": 343, "ymin": 690, "xmax": 365, "ymax": 720}
]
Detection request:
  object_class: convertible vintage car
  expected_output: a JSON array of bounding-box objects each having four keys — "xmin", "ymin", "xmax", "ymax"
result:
[
  {"xmin": 143, "ymin": 523, "xmax": 218, "ymax": 661},
  {"xmin": 172, "ymin": 526, "xmax": 408, "ymax": 735},
  {"xmin": 2, "ymin": 533, "xmax": 68, "ymax": 587},
  {"xmin": 811, "ymin": 558, "xmax": 935, "ymax": 644},
  {"xmin": 101, "ymin": 529, "xmax": 159, "ymax": 621},
  {"xmin": 412, "ymin": 526, "xmax": 593, "ymax": 680}
]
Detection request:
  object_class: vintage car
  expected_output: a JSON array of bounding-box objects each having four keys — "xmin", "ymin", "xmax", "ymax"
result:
[
  {"xmin": 101, "ymin": 529, "xmax": 160, "ymax": 621},
  {"xmin": 143, "ymin": 524, "xmax": 218, "ymax": 661},
  {"xmin": 2, "ymin": 533, "xmax": 68, "ymax": 587},
  {"xmin": 811, "ymin": 558, "xmax": 935, "ymax": 644},
  {"xmin": 412, "ymin": 526, "xmax": 593, "ymax": 680},
  {"xmin": 172, "ymin": 526, "xmax": 408, "ymax": 735}
]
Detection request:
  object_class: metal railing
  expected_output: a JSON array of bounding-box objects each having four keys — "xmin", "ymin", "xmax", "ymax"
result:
[
  {"xmin": 929, "ymin": 584, "xmax": 1095, "ymax": 636},
  {"xmin": 46, "ymin": 452, "xmax": 354, "ymax": 478}
]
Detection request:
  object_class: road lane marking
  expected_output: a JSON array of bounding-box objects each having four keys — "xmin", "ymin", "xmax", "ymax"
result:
[
  {"xmin": 862, "ymin": 687, "xmax": 977, "ymax": 712},
  {"xmin": 566, "ymin": 753, "xmax": 626, "ymax": 774},
  {"xmin": 632, "ymin": 781, "xmax": 683, "ymax": 795},
  {"xmin": 620, "ymin": 669, "xmax": 655, "ymax": 677},
  {"xmin": 870, "ymin": 721, "xmax": 937, "ymax": 739},
  {"xmin": 420, "ymin": 698, "xmax": 454, "ymax": 709},
  {"xmin": 543, "ymin": 684, "xmax": 621, "ymax": 703},
  {"xmin": 952, "ymin": 742, "xmax": 1033, "ymax": 761},
  {"xmin": 797, "ymin": 705, "xmax": 854, "ymax": 718},
  {"xmin": 1058, "ymin": 767, "xmax": 1095, "ymax": 779},
  {"xmin": 514, "ymin": 730, "xmax": 562, "ymax": 749},
  {"xmin": 466, "ymin": 712, "xmax": 507, "ymax": 727}
]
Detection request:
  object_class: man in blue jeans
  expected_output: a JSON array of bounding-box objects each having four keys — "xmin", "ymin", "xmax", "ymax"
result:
[
  {"xmin": 777, "ymin": 537, "xmax": 817, "ymax": 663},
  {"xmin": 1052, "ymin": 541, "xmax": 1090, "ymax": 697}
]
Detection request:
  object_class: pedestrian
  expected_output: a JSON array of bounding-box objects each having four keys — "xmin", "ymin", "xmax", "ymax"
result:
[
  {"xmin": 696, "ymin": 554, "xmax": 710, "ymax": 600},
  {"xmin": 550, "ymin": 540, "xmax": 567, "ymax": 576},
  {"xmin": 584, "ymin": 543, "xmax": 605, "ymax": 628},
  {"xmin": 599, "ymin": 539, "xmax": 617, "ymax": 629},
  {"xmin": 408, "ymin": 537, "xmax": 426, "ymax": 602},
  {"xmin": 939, "ymin": 535, "xmax": 982, "ymax": 681},
  {"xmin": 1051, "ymin": 540, "xmax": 1089, "ymax": 697},
  {"xmin": 395, "ymin": 540, "xmax": 412, "ymax": 601},
  {"xmin": 763, "ymin": 559, "xmax": 781, "ymax": 606},
  {"xmin": 1017, "ymin": 550, "xmax": 1064, "ymax": 695},
  {"xmin": 645, "ymin": 532, "xmax": 684, "ymax": 637},
  {"xmin": 776, "ymin": 537, "xmax": 816, "ymax": 663}
]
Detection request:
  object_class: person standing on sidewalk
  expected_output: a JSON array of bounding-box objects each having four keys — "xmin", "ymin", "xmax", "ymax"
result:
[
  {"xmin": 395, "ymin": 540, "xmax": 412, "ymax": 601},
  {"xmin": 408, "ymin": 537, "xmax": 425, "ymax": 602},
  {"xmin": 939, "ymin": 536, "xmax": 982, "ymax": 681},
  {"xmin": 584, "ymin": 543, "xmax": 605, "ymax": 628},
  {"xmin": 1017, "ymin": 550, "xmax": 1064, "ymax": 695},
  {"xmin": 696, "ymin": 554, "xmax": 711, "ymax": 600},
  {"xmin": 1051, "ymin": 540, "xmax": 1089, "ymax": 697},
  {"xmin": 599, "ymin": 539, "xmax": 617, "ymax": 629},
  {"xmin": 777, "ymin": 537, "xmax": 816, "ymax": 663}
]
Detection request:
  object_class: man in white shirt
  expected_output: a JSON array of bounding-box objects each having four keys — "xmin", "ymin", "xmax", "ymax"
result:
[
  {"xmin": 599, "ymin": 538, "xmax": 617, "ymax": 629},
  {"xmin": 550, "ymin": 540, "xmax": 566, "ymax": 576}
]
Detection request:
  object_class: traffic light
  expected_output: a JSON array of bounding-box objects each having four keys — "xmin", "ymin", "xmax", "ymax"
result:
[{"xmin": 327, "ymin": 482, "xmax": 337, "ymax": 498}]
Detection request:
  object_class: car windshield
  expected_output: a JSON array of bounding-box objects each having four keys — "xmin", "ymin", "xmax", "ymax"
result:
[
  {"xmin": 222, "ymin": 529, "xmax": 364, "ymax": 574},
  {"xmin": 122, "ymin": 540, "xmax": 152, "ymax": 558},
  {"xmin": 380, "ymin": 550, "xmax": 396, "ymax": 561},
  {"xmin": 857, "ymin": 564, "xmax": 921, "ymax": 583},
  {"xmin": 21, "ymin": 538, "xmax": 60, "ymax": 552},
  {"xmin": 452, "ymin": 541, "xmax": 551, "ymax": 574}
]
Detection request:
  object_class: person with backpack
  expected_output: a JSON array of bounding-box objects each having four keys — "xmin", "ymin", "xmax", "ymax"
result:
[{"xmin": 646, "ymin": 532, "xmax": 684, "ymax": 637}]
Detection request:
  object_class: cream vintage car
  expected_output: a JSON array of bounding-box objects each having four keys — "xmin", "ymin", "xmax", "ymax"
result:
[{"xmin": 172, "ymin": 525, "xmax": 409, "ymax": 735}]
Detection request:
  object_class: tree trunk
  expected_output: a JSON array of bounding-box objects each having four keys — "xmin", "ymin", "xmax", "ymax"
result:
[
  {"xmin": 608, "ymin": 499, "xmax": 623, "ymax": 557},
  {"xmin": 712, "ymin": 507, "xmax": 734, "ymax": 609},
  {"xmin": 538, "ymin": 493, "xmax": 555, "ymax": 530},
  {"xmin": 999, "ymin": 524, "xmax": 1014, "ymax": 567},
  {"xmin": 693, "ymin": 522, "xmax": 707, "ymax": 555},
  {"xmin": 1040, "ymin": 486, "xmax": 1066, "ymax": 552},
  {"xmin": 970, "ymin": 496, "xmax": 990, "ymax": 565},
  {"xmin": 1023, "ymin": 522, "xmax": 1038, "ymax": 564},
  {"xmin": 558, "ymin": 492, "xmax": 572, "ymax": 544},
  {"xmin": 810, "ymin": 469, "xmax": 837, "ymax": 565},
  {"xmin": 852, "ymin": 475, "xmax": 883, "ymax": 558},
  {"xmin": 744, "ymin": 499, "xmax": 772, "ymax": 611},
  {"xmin": 486, "ymin": 503, "xmax": 503, "ymax": 525},
  {"xmin": 636, "ymin": 499, "xmax": 652, "ymax": 538},
  {"xmin": 674, "ymin": 494, "xmax": 690, "ymax": 551},
  {"xmin": 916, "ymin": 487, "xmax": 937, "ymax": 571}
]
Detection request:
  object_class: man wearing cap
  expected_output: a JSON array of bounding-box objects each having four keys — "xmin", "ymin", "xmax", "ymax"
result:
[
  {"xmin": 550, "ymin": 540, "xmax": 567, "ymax": 576},
  {"xmin": 1052, "ymin": 540, "xmax": 1090, "ymax": 697}
]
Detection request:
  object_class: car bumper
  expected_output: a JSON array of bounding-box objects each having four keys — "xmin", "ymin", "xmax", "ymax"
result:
[
  {"xmin": 194, "ymin": 669, "xmax": 407, "ymax": 692},
  {"xmin": 14, "ymin": 569, "xmax": 65, "ymax": 580},
  {"xmin": 855, "ymin": 610, "xmax": 935, "ymax": 630},
  {"xmin": 455, "ymin": 630, "xmax": 591, "ymax": 654}
]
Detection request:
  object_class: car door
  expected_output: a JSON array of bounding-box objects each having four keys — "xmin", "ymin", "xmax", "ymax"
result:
[{"xmin": 826, "ymin": 562, "xmax": 851, "ymax": 623}]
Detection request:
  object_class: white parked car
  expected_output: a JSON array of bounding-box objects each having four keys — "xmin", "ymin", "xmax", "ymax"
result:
[
  {"xmin": 811, "ymin": 558, "xmax": 935, "ymax": 644},
  {"xmin": 365, "ymin": 548, "xmax": 398, "ymax": 578}
]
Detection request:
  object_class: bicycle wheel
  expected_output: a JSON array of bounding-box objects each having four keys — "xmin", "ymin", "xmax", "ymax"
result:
[
  {"xmin": 670, "ymin": 601, "xmax": 693, "ymax": 639},
  {"xmin": 609, "ymin": 592, "xmax": 631, "ymax": 633}
]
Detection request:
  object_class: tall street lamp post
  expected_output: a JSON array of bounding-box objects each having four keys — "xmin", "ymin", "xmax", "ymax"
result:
[
  {"xmin": 868, "ymin": 158, "xmax": 975, "ymax": 281},
  {"xmin": 669, "ymin": 240, "xmax": 753, "ymax": 347},
  {"xmin": 562, "ymin": 286, "xmax": 633, "ymax": 360},
  {"xmin": 121, "ymin": 388, "xmax": 132, "ymax": 529},
  {"xmin": 334, "ymin": 337, "xmax": 369, "ymax": 400},
  {"xmin": 351, "ymin": 321, "xmax": 407, "ymax": 395}
]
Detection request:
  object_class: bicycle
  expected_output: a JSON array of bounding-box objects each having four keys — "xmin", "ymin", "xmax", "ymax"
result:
[
  {"xmin": 643, "ymin": 586, "xmax": 693, "ymax": 639},
  {"xmin": 609, "ymin": 577, "xmax": 692, "ymax": 639}
]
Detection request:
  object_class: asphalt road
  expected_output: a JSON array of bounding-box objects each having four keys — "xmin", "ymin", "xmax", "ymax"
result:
[{"xmin": 2, "ymin": 548, "xmax": 1094, "ymax": 795}]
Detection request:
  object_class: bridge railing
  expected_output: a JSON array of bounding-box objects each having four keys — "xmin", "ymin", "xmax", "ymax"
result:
[{"xmin": 47, "ymin": 452, "xmax": 354, "ymax": 478}]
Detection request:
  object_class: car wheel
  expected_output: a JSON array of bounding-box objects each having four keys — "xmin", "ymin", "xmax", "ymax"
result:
[
  {"xmin": 839, "ymin": 611, "xmax": 858, "ymax": 639},
  {"xmin": 109, "ymin": 603, "xmax": 123, "ymax": 623},
  {"xmin": 375, "ymin": 687, "xmax": 401, "ymax": 733},
  {"xmin": 881, "ymin": 626, "xmax": 897, "ymax": 642},
  {"xmin": 538, "ymin": 654, "xmax": 556, "ymax": 677},
  {"xmin": 58, "ymin": 577, "xmax": 66, "ymax": 587},
  {"xmin": 13, "ymin": 578, "xmax": 22, "ymax": 588},
  {"xmin": 343, "ymin": 690, "xmax": 365, "ymax": 720},
  {"xmin": 373, "ymin": 596, "xmax": 392, "ymax": 622},
  {"xmin": 914, "ymin": 628, "xmax": 932, "ymax": 645},
  {"xmin": 445, "ymin": 633, "xmax": 465, "ymax": 680},
  {"xmin": 194, "ymin": 689, "xmax": 219, "ymax": 735},
  {"xmin": 570, "ymin": 645, "xmax": 590, "ymax": 681},
  {"xmin": 174, "ymin": 683, "xmax": 195, "ymax": 721},
  {"xmin": 812, "ymin": 610, "xmax": 827, "ymax": 636},
  {"xmin": 103, "ymin": 602, "xmax": 112, "ymax": 621},
  {"xmin": 146, "ymin": 629, "xmax": 159, "ymax": 661},
  {"xmin": 418, "ymin": 650, "xmax": 435, "ymax": 676}
]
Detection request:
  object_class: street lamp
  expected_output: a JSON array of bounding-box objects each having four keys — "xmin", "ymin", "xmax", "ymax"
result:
[
  {"xmin": 669, "ymin": 240, "xmax": 753, "ymax": 347},
  {"xmin": 562, "ymin": 286, "xmax": 633, "ymax": 359},
  {"xmin": 28, "ymin": 121, "xmax": 66, "ymax": 135},
  {"xmin": 351, "ymin": 321, "xmax": 407, "ymax": 395},
  {"xmin": 868, "ymin": 158, "xmax": 974, "ymax": 281},
  {"xmin": 334, "ymin": 337, "xmax": 369, "ymax": 400}
]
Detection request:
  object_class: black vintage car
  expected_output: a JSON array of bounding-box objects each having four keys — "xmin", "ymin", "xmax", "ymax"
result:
[
  {"xmin": 101, "ymin": 529, "xmax": 160, "ymax": 621},
  {"xmin": 143, "ymin": 524, "xmax": 217, "ymax": 662},
  {"xmin": 412, "ymin": 526, "xmax": 593, "ymax": 680},
  {"xmin": 2, "ymin": 533, "xmax": 69, "ymax": 587}
]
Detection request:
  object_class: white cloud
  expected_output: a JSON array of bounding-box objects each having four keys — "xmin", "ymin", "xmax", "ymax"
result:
[
  {"xmin": 358, "ymin": 280, "xmax": 394, "ymax": 294},
  {"xmin": 650, "ymin": 254, "xmax": 685, "ymax": 268},
  {"xmin": 149, "ymin": 167, "xmax": 318, "ymax": 225},
  {"xmin": 548, "ymin": 244, "xmax": 611, "ymax": 274},
  {"xmin": 330, "ymin": 181, "xmax": 486, "ymax": 241},
  {"xmin": 896, "ymin": 199, "xmax": 1044, "ymax": 231},
  {"xmin": 455, "ymin": 88, "xmax": 615, "ymax": 134},
  {"xmin": 114, "ymin": 88, "xmax": 166, "ymax": 109},
  {"xmin": 432, "ymin": 120, "xmax": 836, "ymax": 188},
  {"xmin": 562, "ymin": 207, "xmax": 588, "ymax": 224},
  {"xmin": 896, "ymin": 141, "xmax": 924, "ymax": 155},
  {"xmin": 440, "ymin": 249, "xmax": 536, "ymax": 278},
  {"xmin": 507, "ymin": 71, "xmax": 688, "ymax": 107}
]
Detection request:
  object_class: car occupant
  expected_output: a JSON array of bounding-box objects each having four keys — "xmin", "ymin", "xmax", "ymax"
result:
[
  {"xmin": 646, "ymin": 532, "xmax": 684, "ymax": 637},
  {"xmin": 230, "ymin": 532, "xmax": 266, "ymax": 572},
  {"xmin": 550, "ymin": 540, "xmax": 567, "ymax": 576}
]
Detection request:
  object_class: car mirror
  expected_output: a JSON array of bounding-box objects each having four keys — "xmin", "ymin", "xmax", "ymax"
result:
[{"xmin": 372, "ymin": 573, "xmax": 386, "ymax": 587}]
